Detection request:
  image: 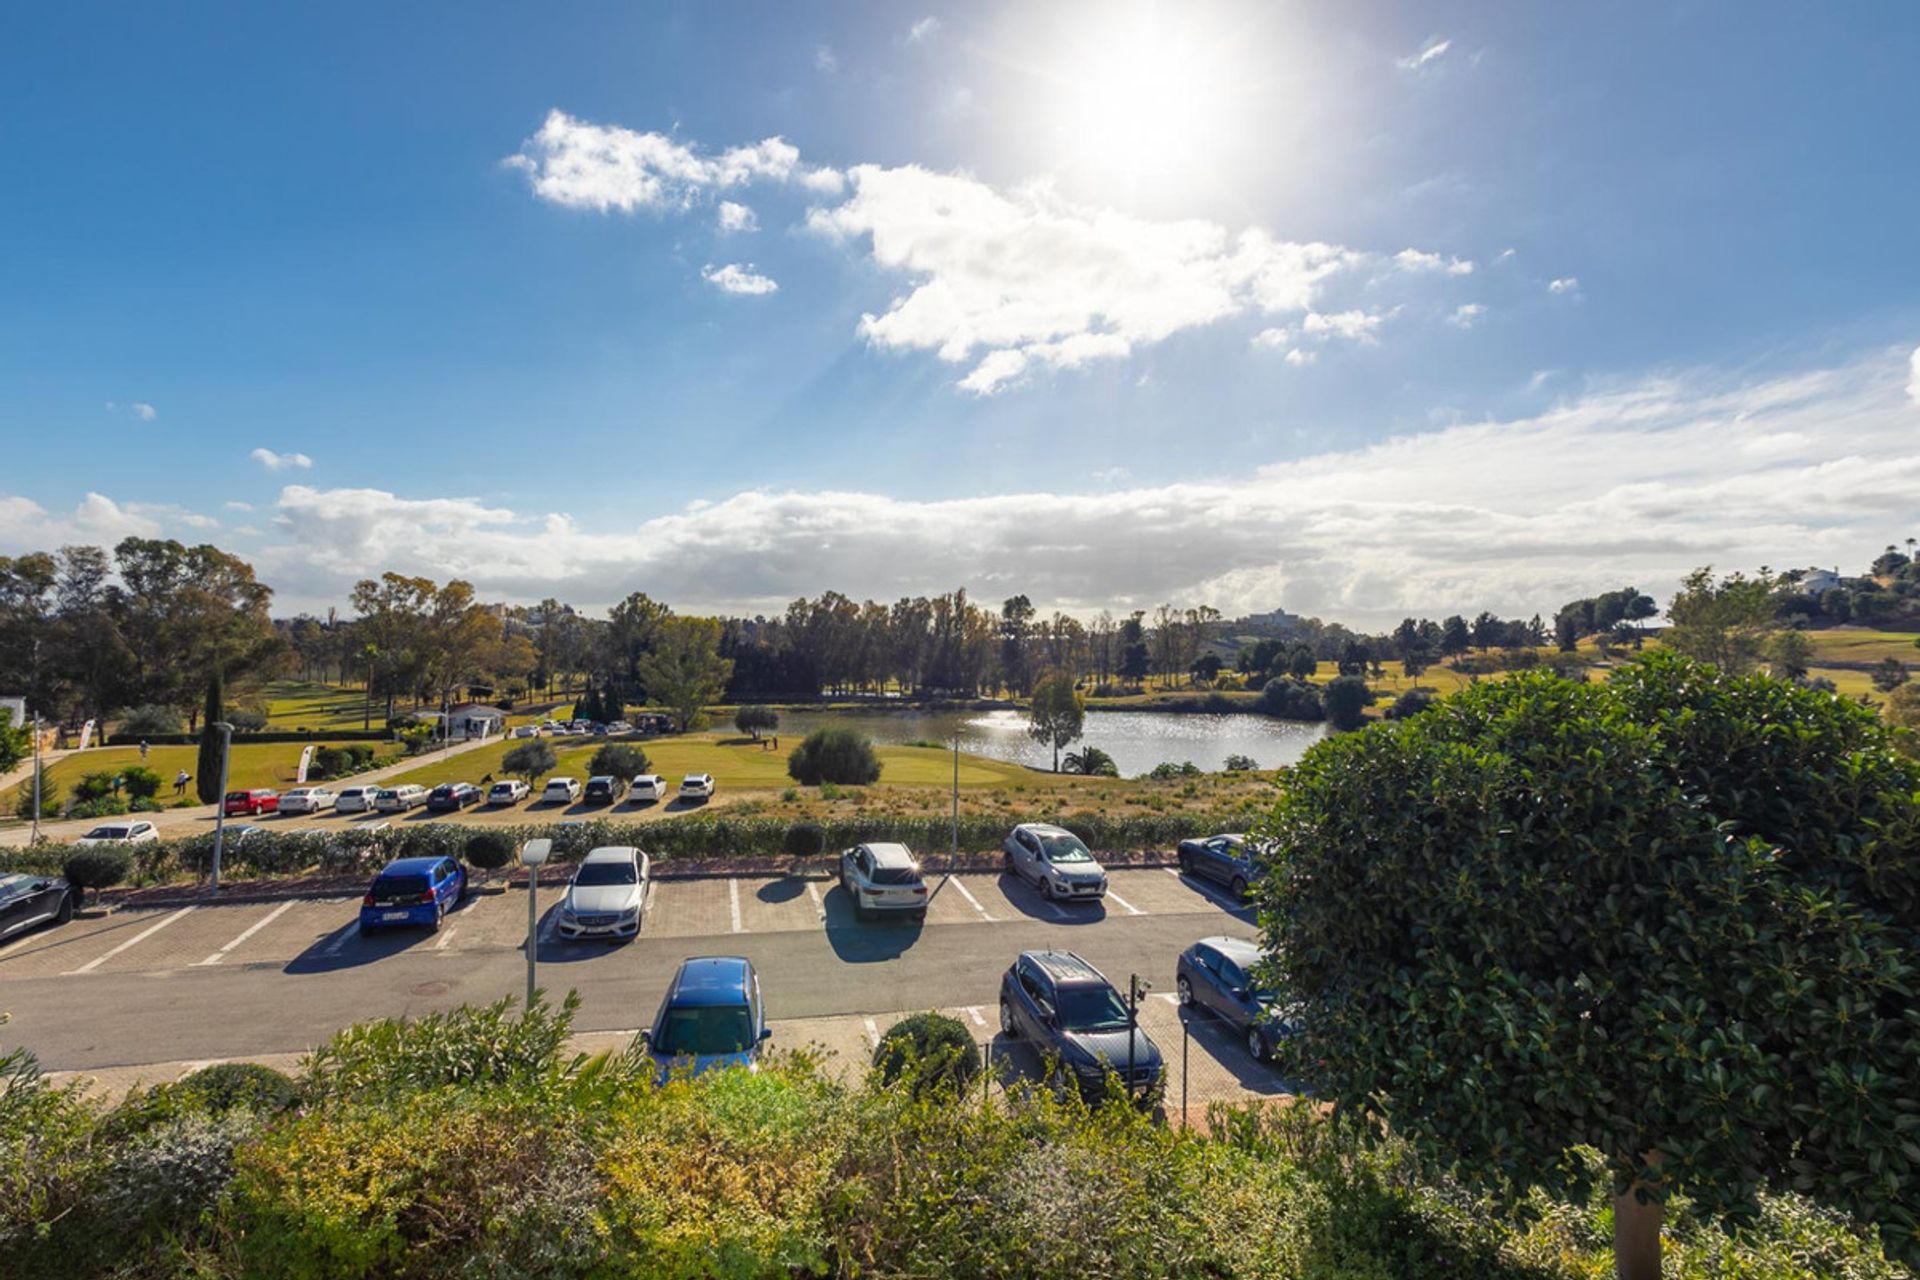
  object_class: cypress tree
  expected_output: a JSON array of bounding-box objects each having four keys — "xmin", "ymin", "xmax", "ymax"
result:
[{"xmin": 195, "ymin": 668, "xmax": 224, "ymax": 804}]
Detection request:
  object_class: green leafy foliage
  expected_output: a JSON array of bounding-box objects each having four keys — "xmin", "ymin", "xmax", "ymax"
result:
[
  {"xmin": 62, "ymin": 845, "xmax": 131, "ymax": 900},
  {"xmin": 463, "ymin": 830, "xmax": 515, "ymax": 871},
  {"xmin": 782, "ymin": 820, "xmax": 827, "ymax": 857},
  {"xmin": 119, "ymin": 765, "xmax": 162, "ymax": 800},
  {"xmin": 733, "ymin": 704, "xmax": 779, "ymax": 738},
  {"xmin": 301, "ymin": 993, "xmax": 583, "ymax": 1105},
  {"xmin": 871, "ymin": 1011, "xmax": 979, "ymax": 1096},
  {"xmin": 588, "ymin": 741, "xmax": 651, "ymax": 778},
  {"xmin": 500, "ymin": 738, "xmax": 557, "ymax": 783},
  {"xmin": 1383, "ymin": 687, "xmax": 1436, "ymax": 720},
  {"xmin": 1320, "ymin": 673, "xmax": 1374, "ymax": 730},
  {"xmin": 787, "ymin": 727, "xmax": 883, "ymax": 786},
  {"xmin": 114, "ymin": 703, "xmax": 183, "ymax": 737},
  {"xmin": 1261, "ymin": 651, "xmax": 1920, "ymax": 1267}
]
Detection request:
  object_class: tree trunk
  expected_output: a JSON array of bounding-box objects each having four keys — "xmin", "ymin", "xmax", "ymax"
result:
[{"xmin": 1613, "ymin": 1180, "xmax": 1663, "ymax": 1280}]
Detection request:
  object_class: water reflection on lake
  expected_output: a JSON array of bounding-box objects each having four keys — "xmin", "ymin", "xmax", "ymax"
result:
[{"xmin": 772, "ymin": 708, "xmax": 1325, "ymax": 778}]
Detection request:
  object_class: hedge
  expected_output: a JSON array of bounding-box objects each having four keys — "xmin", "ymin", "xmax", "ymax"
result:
[{"xmin": 10, "ymin": 812, "xmax": 1248, "ymax": 886}]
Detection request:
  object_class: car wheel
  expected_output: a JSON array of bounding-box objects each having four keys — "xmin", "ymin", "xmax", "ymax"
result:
[
  {"xmin": 1177, "ymin": 975, "xmax": 1195, "ymax": 1007},
  {"xmin": 1038, "ymin": 875, "xmax": 1054, "ymax": 900},
  {"xmin": 56, "ymin": 892, "xmax": 74, "ymax": 925},
  {"xmin": 430, "ymin": 904, "xmax": 444, "ymax": 932},
  {"xmin": 999, "ymin": 997, "xmax": 1018, "ymax": 1037},
  {"xmin": 1002, "ymin": 847, "xmax": 1014, "ymax": 873},
  {"xmin": 358, "ymin": 922, "xmax": 377, "ymax": 937},
  {"xmin": 1230, "ymin": 875, "xmax": 1248, "ymax": 900},
  {"xmin": 1247, "ymin": 1027, "xmax": 1268, "ymax": 1061},
  {"xmin": 1177, "ymin": 849, "xmax": 1193, "ymax": 875}
]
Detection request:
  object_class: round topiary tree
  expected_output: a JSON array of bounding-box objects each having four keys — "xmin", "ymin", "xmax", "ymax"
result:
[
  {"xmin": 464, "ymin": 831, "xmax": 515, "ymax": 876},
  {"xmin": 1261, "ymin": 652, "xmax": 1920, "ymax": 1279},
  {"xmin": 872, "ymin": 1011, "xmax": 980, "ymax": 1097},
  {"xmin": 63, "ymin": 845, "xmax": 134, "ymax": 905},
  {"xmin": 787, "ymin": 728, "xmax": 882, "ymax": 786},
  {"xmin": 587, "ymin": 742, "xmax": 650, "ymax": 778},
  {"xmin": 177, "ymin": 1061, "xmax": 297, "ymax": 1115},
  {"xmin": 782, "ymin": 821, "xmax": 827, "ymax": 857}
]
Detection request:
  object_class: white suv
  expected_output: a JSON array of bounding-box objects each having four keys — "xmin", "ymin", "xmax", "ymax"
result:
[
  {"xmin": 630, "ymin": 774, "xmax": 667, "ymax": 803},
  {"xmin": 335, "ymin": 785, "xmax": 382, "ymax": 814},
  {"xmin": 486, "ymin": 779, "xmax": 529, "ymax": 805},
  {"xmin": 542, "ymin": 777, "xmax": 582, "ymax": 804},
  {"xmin": 839, "ymin": 842, "xmax": 929, "ymax": 921},
  {"xmin": 1002, "ymin": 823, "xmax": 1108, "ymax": 902},
  {"xmin": 679, "ymin": 773, "xmax": 715, "ymax": 801}
]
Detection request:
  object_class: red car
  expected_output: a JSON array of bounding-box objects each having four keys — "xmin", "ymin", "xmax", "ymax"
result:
[{"xmin": 223, "ymin": 788, "xmax": 279, "ymax": 817}]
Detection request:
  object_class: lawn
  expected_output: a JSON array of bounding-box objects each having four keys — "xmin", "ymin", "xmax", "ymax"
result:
[
  {"xmin": 1803, "ymin": 627, "xmax": 1920, "ymax": 665},
  {"xmin": 2, "ymin": 740, "xmax": 387, "ymax": 810},
  {"xmin": 263, "ymin": 680, "xmax": 567, "ymax": 731}
]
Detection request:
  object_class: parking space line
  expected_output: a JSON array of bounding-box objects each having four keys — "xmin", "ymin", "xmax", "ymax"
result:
[
  {"xmin": 806, "ymin": 881, "xmax": 824, "ymax": 921},
  {"xmin": 433, "ymin": 925, "xmax": 458, "ymax": 951},
  {"xmin": 318, "ymin": 919, "xmax": 358, "ymax": 957},
  {"xmin": 965, "ymin": 1005, "xmax": 986, "ymax": 1027},
  {"xmin": 1105, "ymin": 889, "xmax": 1145, "ymax": 916},
  {"xmin": 64, "ymin": 906, "xmax": 196, "ymax": 975},
  {"xmin": 1153, "ymin": 992, "xmax": 1180, "ymax": 1005},
  {"xmin": 863, "ymin": 1016, "xmax": 880, "ymax": 1049},
  {"xmin": 728, "ymin": 878, "xmax": 743, "ymax": 933},
  {"xmin": 194, "ymin": 900, "xmax": 297, "ymax": 966},
  {"xmin": 946, "ymin": 876, "xmax": 997, "ymax": 922}
]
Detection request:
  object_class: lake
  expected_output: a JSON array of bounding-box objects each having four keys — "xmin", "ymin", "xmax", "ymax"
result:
[{"xmin": 772, "ymin": 708, "xmax": 1326, "ymax": 778}]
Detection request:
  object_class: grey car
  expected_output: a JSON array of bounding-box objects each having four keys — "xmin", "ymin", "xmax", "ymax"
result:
[
  {"xmin": 0, "ymin": 871, "xmax": 74, "ymax": 943},
  {"xmin": 1174, "ymin": 833, "xmax": 1262, "ymax": 899},
  {"xmin": 1175, "ymin": 935, "xmax": 1291, "ymax": 1061},
  {"xmin": 1001, "ymin": 823, "xmax": 1108, "ymax": 902},
  {"xmin": 998, "ymin": 949, "xmax": 1163, "ymax": 1102}
]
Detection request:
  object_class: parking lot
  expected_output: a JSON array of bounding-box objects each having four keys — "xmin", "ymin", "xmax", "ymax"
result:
[{"xmin": 2, "ymin": 866, "xmax": 1297, "ymax": 1112}]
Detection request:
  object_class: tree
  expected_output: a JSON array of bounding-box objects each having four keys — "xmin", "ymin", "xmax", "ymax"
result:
[
  {"xmin": 588, "ymin": 742, "xmax": 650, "ymax": 778},
  {"xmin": 1256, "ymin": 678, "xmax": 1324, "ymax": 722},
  {"xmin": 1026, "ymin": 669, "xmax": 1085, "ymax": 772},
  {"xmin": 1286, "ymin": 645, "xmax": 1318, "ymax": 681},
  {"xmin": 1765, "ymin": 629, "xmax": 1813, "ymax": 681},
  {"xmin": 734, "ymin": 705, "xmax": 779, "ymax": 740},
  {"xmin": 1261, "ymin": 653, "xmax": 1920, "ymax": 1279},
  {"xmin": 1320, "ymin": 675, "xmax": 1372, "ymax": 730},
  {"xmin": 1335, "ymin": 639, "xmax": 1369, "ymax": 678},
  {"xmin": 787, "ymin": 728, "xmax": 882, "ymax": 786},
  {"xmin": 1663, "ymin": 566, "xmax": 1780, "ymax": 674},
  {"xmin": 1439, "ymin": 615, "xmax": 1471, "ymax": 663},
  {"xmin": 637, "ymin": 617, "xmax": 733, "ymax": 732},
  {"xmin": 501, "ymin": 739, "xmax": 557, "ymax": 785},
  {"xmin": 999, "ymin": 595, "xmax": 1036, "ymax": 696},
  {"xmin": 194, "ymin": 668, "xmax": 225, "ymax": 804},
  {"xmin": 1062, "ymin": 745, "xmax": 1119, "ymax": 776},
  {"xmin": 1188, "ymin": 651, "xmax": 1223, "ymax": 685},
  {"xmin": 1871, "ymin": 656, "xmax": 1909, "ymax": 693},
  {"xmin": 0, "ymin": 706, "xmax": 28, "ymax": 774}
]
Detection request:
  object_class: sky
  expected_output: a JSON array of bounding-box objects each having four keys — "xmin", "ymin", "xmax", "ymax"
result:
[{"xmin": 3, "ymin": 1, "xmax": 1918, "ymax": 627}]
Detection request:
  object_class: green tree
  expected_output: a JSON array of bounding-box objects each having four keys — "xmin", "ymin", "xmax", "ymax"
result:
[
  {"xmin": 587, "ymin": 742, "xmax": 650, "ymax": 778},
  {"xmin": 1026, "ymin": 669, "xmax": 1085, "ymax": 771},
  {"xmin": 1260, "ymin": 653, "xmax": 1920, "ymax": 1279},
  {"xmin": 733, "ymin": 704, "xmax": 779, "ymax": 739},
  {"xmin": 1663, "ymin": 566, "xmax": 1780, "ymax": 673},
  {"xmin": 1764, "ymin": 628, "xmax": 1814, "ymax": 681},
  {"xmin": 1870, "ymin": 656, "xmax": 1909, "ymax": 693},
  {"xmin": 1061, "ymin": 745, "xmax": 1118, "ymax": 776},
  {"xmin": 1320, "ymin": 674, "xmax": 1372, "ymax": 730},
  {"xmin": 1286, "ymin": 645, "xmax": 1318, "ymax": 681},
  {"xmin": 638, "ymin": 617, "xmax": 733, "ymax": 732},
  {"xmin": 501, "ymin": 739, "xmax": 557, "ymax": 785},
  {"xmin": 194, "ymin": 668, "xmax": 224, "ymax": 804},
  {"xmin": 0, "ymin": 706, "xmax": 27, "ymax": 774},
  {"xmin": 787, "ymin": 727, "xmax": 882, "ymax": 786}
]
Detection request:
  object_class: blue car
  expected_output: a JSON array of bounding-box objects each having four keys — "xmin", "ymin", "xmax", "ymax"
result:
[
  {"xmin": 642, "ymin": 956, "xmax": 771, "ymax": 1080},
  {"xmin": 358, "ymin": 855, "xmax": 466, "ymax": 934}
]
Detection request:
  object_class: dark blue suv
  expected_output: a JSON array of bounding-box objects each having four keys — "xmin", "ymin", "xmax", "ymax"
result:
[
  {"xmin": 358, "ymin": 856, "xmax": 466, "ymax": 934},
  {"xmin": 999, "ymin": 950, "xmax": 1163, "ymax": 1103},
  {"xmin": 643, "ymin": 956, "xmax": 771, "ymax": 1080}
]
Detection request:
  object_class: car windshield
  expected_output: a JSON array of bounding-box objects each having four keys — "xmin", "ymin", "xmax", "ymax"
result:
[
  {"xmin": 371, "ymin": 875, "xmax": 429, "ymax": 897},
  {"xmin": 225, "ymin": 793, "xmax": 246, "ymax": 802},
  {"xmin": 871, "ymin": 867, "xmax": 922, "ymax": 886},
  {"xmin": 377, "ymin": 790, "xmax": 398, "ymax": 799},
  {"xmin": 1038, "ymin": 832, "xmax": 1093, "ymax": 863},
  {"xmin": 1056, "ymin": 984, "xmax": 1133, "ymax": 1032},
  {"xmin": 653, "ymin": 1005, "xmax": 753, "ymax": 1057},
  {"xmin": 85, "ymin": 826, "xmax": 129, "ymax": 839},
  {"xmin": 575, "ymin": 861, "xmax": 637, "ymax": 886},
  {"xmin": 489, "ymin": 783, "xmax": 513, "ymax": 793}
]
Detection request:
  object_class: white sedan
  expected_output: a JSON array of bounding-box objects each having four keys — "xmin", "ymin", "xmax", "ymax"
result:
[
  {"xmin": 541, "ymin": 777, "xmax": 582, "ymax": 804},
  {"xmin": 556, "ymin": 845, "xmax": 650, "ymax": 941},
  {"xmin": 74, "ymin": 820, "xmax": 160, "ymax": 846},
  {"xmin": 278, "ymin": 786, "xmax": 336, "ymax": 814}
]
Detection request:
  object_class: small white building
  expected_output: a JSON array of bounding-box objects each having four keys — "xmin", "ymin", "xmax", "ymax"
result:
[
  {"xmin": 0, "ymin": 695, "xmax": 24, "ymax": 727},
  {"xmin": 445, "ymin": 703, "xmax": 508, "ymax": 739},
  {"xmin": 1796, "ymin": 568, "xmax": 1843, "ymax": 595}
]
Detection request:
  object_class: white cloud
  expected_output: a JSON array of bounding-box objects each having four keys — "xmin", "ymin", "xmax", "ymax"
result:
[
  {"xmin": 1397, "ymin": 38, "xmax": 1451, "ymax": 71},
  {"xmin": 178, "ymin": 512, "xmax": 220, "ymax": 530},
  {"xmin": 1549, "ymin": 276, "xmax": 1581, "ymax": 295},
  {"xmin": 130, "ymin": 402, "xmax": 157, "ymax": 422},
  {"xmin": 1495, "ymin": 247, "xmax": 1517, "ymax": 264},
  {"xmin": 716, "ymin": 201, "xmax": 759, "ymax": 233},
  {"xmin": 243, "ymin": 346, "xmax": 1920, "ymax": 628},
  {"xmin": 907, "ymin": 16, "xmax": 942, "ymax": 43},
  {"xmin": 1908, "ymin": 344, "xmax": 1920, "ymax": 404},
  {"xmin": 507, "ymin": 110, "xmax": 798, "ymax": 213},
  {"xmin": 799, "ymin": 166, "xmax": 846, "ymax": 195},
  {"xmin": 702, "ymin": 263, "xmax": 779, "ymax": 296},
  {"xmin": 1302, "ymin": 310, "xmax": 1385, "ymax": 344},
  {"xmin": 1447, "ymin": 303, "xmax": 1486, "ymax": 329},
  {"xmin": 1252, "ymin": 327, "xmax": 1292, "ymax": 349},
  {"xmin": 223, "ymin": 500, "xmax": 254, "ymax": 512},
  {"xmin": 0, "ymin": 492, "xmax": 165, "ymax": 552},
  {"xmin": 1091, "ymin": 466, "xmax": 1131, "ymax": 484},
  {"xmin": 251, "ymin": 448, "xmax": 314, "ymax": 471},
  {"xmin": 1393, "ymin": 248, "xmax": 1473, "ymax": 276},
  {"xmin": 1284, "ymin": 348, "xmax": 1317, "ymax": 367},
  {"xmin": 815, "ymin": 44, "xmax": 839, "ymax": 73}
]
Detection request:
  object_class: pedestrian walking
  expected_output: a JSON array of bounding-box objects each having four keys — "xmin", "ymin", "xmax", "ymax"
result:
[
  {"xmin": 173, "ymin": 768, "xmax": 190, "ymax": 797},
  {"xmin": 139, "ymin": 739, "xmax": 150, "ymax": 761}
]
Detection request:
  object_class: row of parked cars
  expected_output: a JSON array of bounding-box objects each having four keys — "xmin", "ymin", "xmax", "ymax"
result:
[{"xmin": 212, "ymin": 773, "xmax": 722, "ymax": 822}]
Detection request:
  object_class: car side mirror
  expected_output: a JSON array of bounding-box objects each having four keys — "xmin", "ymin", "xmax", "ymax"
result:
[
  {"xmin": 638, "ymin": 1030, "xmax": 651, "ymax": 1047},
  {"xmin": 1233, "ymin": 987, "xmax": 1250, "ymax": 1001},
  {"xmin": 759, "ymin": 1027, "xmax": 772, "ymax": 1042}
]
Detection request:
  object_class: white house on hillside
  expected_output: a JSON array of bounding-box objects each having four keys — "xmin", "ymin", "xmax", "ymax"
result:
[
  {"xmin": 445, "ymin": 703, "xmax": 508, "ymax": 739},
  {"xmin": 1796, "ymin": 567, "xmax": 1843, "ymax": 595}
]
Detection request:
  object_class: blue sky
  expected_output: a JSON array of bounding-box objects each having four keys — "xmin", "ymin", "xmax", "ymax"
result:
[{"xmin": 3, "ymin": 1, "xmax": 1917, "ymax": 624}]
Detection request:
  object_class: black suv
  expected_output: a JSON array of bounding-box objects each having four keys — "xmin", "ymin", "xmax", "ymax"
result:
[
  {"xmin": 998, "ymin": 949, "xmax": 1164, "ymax": 1103},
  {"xmin": 583, "ymin": 775, "xmax": 627, "ymax": 805}
]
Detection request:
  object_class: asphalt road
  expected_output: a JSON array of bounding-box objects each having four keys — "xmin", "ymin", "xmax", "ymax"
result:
[{"xmin": 2, "ymin": 867, "xmax": 1261, "ymax": 1073}]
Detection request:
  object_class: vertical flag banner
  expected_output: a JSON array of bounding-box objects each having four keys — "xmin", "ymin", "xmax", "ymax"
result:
[
  {"xmin": 78, "ymin": 718, "xmax": 96, "ymax": 751},
  {"xmin": 297, "ymin": 744, "xmax": 315, "ymax": 784}
]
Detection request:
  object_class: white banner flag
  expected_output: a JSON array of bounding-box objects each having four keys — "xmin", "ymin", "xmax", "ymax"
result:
[
  {"xmin": 297, "ymin": 744, "xmax": 315, "ymax": 784},
  {"xmin": 78, "ymin": 718, "xmax": 96, "ymax": 751}
]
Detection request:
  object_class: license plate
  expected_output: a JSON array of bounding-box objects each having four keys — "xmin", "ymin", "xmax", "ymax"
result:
[{"xmin": 381, "ymin": 911, "xmax": 410, "ymax": 921}]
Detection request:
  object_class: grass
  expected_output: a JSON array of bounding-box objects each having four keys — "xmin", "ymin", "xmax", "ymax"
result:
[
  {"xmin": 1803, "ymin": 627, "xmax": 1920, "ymax": 665},
  {"xmin": 262, "ymin": 680, "xmax": 566, "ymax": 732},
  {"xmin": 1, "ymin": 741, "xmax": 386, "ymax": 808}
]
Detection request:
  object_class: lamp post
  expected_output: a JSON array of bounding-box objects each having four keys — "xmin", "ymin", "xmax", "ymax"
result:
[
  {"xmin": 950, "ymin": 726, "xmax": 960, "ymax": 869},
  {"xmin": 521, "ymin": 838, "xmax": 552, "ymax": 1007},
  {"xmin": 209, "ymin": 721, "xmax": 234, "ymax": 891},
  {"xmin": 30, "ymin": 710, "xmax": 41, "ymax": 844}
]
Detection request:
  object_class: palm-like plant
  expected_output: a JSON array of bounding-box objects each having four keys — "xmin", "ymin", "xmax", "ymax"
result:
[{"xmin": 1062, "ymin": 745, "xmax": 1119, "ymax": 777}]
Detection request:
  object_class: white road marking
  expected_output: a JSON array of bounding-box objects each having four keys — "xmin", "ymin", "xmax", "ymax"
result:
[
  {"xmin": 947, "ymin": 876, "xmax": 997, "ymax": 922},
  {"xmin": 965, "ymin": 1005, "xmax": 986, "ymax": 1027},
  {"xmin": 806, "ymin": 881, "xmax": 824, "ymax": 920},
  {"xmin": 433, "ymin": 925, "xmax": 458, "ymax": 951},
  {"xmin": 862, "ymin": 1016, "xmax": 880, "ymax": 1049},
  {"xmin": 318, "ymin": 919, "xmax": 358, "ymax": 957},
  {"xmin": 1153, "ymin": 992, "xmax": 1180, "ymax": 1004},
  {"xmin": 1105, "ymin": 889, "xmax": 1145, "ymax": 916},
  {"xmin": 194, "ymin": 900, "xmax": 296, "ymax": 966},
  {"xmin": 1163, "ymin": 867, "xmax": 1183, "ymax": 878},
  {"xmin": 65, "ymin": 906, "xmax": 195, "ymax": 975},
  {"xmin": 728, "ymin": 878, "xmax": 743, "ymax": 933}
]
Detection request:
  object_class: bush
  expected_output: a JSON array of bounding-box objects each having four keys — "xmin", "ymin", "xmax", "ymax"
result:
[
  {"xmin": 872, "ymin": 1011, "xmax": 980, "ymax": 1096},
  {"xmin": 178, "ymin": 1062, "xmax": 298, "ymax": 1116},
  {"xmin": 783, "ymin": 821, "xmax": 827, "ymax": 857},
  {"xmin": 1383, "ymin": 688, "xmax": 1437, "ymax": 720},
  {"xmin": 116, "ymin": 704, "xmax": 183, "ymax": 736},
  {"xmin": 502, "ymin": 739, "xmax": 558, "ymax": 782},
  {"xmin": 734, "ymin": 704, "xmax": 779, "ymax": 738},
  {"xmin": 1321, "ymin": 675, "xmax": 1374, "ymax": 730},
  {"xmin": 1147, "ymin": 761, "xmax": 1202, "ymax": 780},
  {"xmin": 72, "ymin": 770, "xmax": 120, "ymax": 802},
  {"xmin": 227, "ymin": 706, "xmax": 269, "ymax": 732},
  {"xmin": 787, "ymin": 728, "xmax": 882, "ymax": 786},
  {"xmin": 588, "ymin": 742, "xmax": 651, "ymax": 778},
  {"xmin": 120, "ymin": 765, "xmax": 163, "ymax": 800},
  {"xmin": 62, "ymin": 845, "xmax": 132, "ymax": 902},
  {"xmin": 68, "ymin": 796, "xmax": 130, "ymax": 819},
  {"xmin": 311, "ymin": 743, "xmax": 377, "ymax": 780},
  {"xmin": 465, "ymin": 830, "xmax": 516, "ymax": 872},
  {"xmin": 302, "ymin": 993, "xmax": 583, "ymax": 1105},
  {"xmin": 1256, "ymin": 678, "xmax": 1325, "ymax": 722},
  {"xmin": 1222, "ymin": 753, "xmax": 1258, "ymax": 772}
]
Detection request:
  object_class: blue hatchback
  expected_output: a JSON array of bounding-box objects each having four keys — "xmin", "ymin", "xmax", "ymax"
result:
[
  {"xmin": 643, "ymin": 956, "xmax": 771, "ymax": 1080},
  {"xmin": 359, "ymin": 856, "xmax": 466, "ymax": 934}
]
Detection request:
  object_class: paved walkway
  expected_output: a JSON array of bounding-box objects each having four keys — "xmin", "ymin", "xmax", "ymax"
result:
[
  {"xmin": 0, "ymin": 746, "xmax": 82, "ymax": 794},
  {"xmin": 0, "ymin": 734, "xmax": 503, "ymax": 848}
]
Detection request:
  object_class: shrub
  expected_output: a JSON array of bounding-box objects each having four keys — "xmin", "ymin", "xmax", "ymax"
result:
[
  {"xmin": 120, "ymin": 765, "xmax": 163, "ymax": 800},
  {"xmin": 734, "ymin": 704, "xmax": 780, "ymax": 738},
  {"xmin": 311, "ymin": 743, "xmax": 376, "ymax": 780},
  {"xmin": 465, "ymin": 830, "xmax": 516, "ymax": 872},
  {"xmin": 502, "ymin": 739, "xmax": 558, "ymax": 783},
  {"xmin": 179, "ymin": 1062, "xmax": 299, "ymax": 1116},
  {"xmin": 72, "ymin": 770, "xmax": 120, "ymax": 801},
  {"xmin": 302, "ymin": 993, "xmax": 582, "ymax": 1105},
  {"xmin": 1383, "ymin": 688, "xmax": 1437, "ymax": 720},
  {"xmin": 1222, "ymin": 753, "xmax": 1258, "ymax": 771},
  {"xmin": 783, "ymin": 821, "xmax": 827, "ymax": 857},
  {"xmin": 1147, "ymin": 761, "xmax": 1202, "ymax": 780},
  {"xmin": 1063, "ymin": 745, "xmax": 1119, "ymax": 776},
  {"xmin": 69, "ymin": 796, "xmax": 130, "ymax": 819},
  {"xmin": 787, "ymin": 728, "xmax": 882, "ymax": 786},
  {"xmin": 227, "ymin": 706, "xmax": 269, "ymax": 732},
  {"xmin": 116, "ymin": 703, "xmax": 183, "ymax": 736},
  {"xmin": 1321, "ymin": 675, "xmax": 1373, "ymax": 730},
  {"xmin": 1256, "ymin": 678, "xmax": 1325, "ymax": 722},
  {"xmin": 588, "ymin": 742, "xmax": 651, "ymax": 778},
  {"xmin": 872, "ymin": 1011, "xmax": 980, "ymax": 1096},
  {"xmin": 62, "ymin": 845, "xmax": 132, "ymax": 903}
]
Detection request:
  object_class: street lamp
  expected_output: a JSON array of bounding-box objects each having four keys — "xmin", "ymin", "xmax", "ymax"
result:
[
  {"xmin": 209, "ymin": 722, "xmax": 234, "ymax": 891},
  {"xmin": 30, "ymin": 710, "xmax": 41, "ymax": 844},
  {"xmin": 521, "ymin": 838, "xmax": 552, "ymax": 1007}
]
